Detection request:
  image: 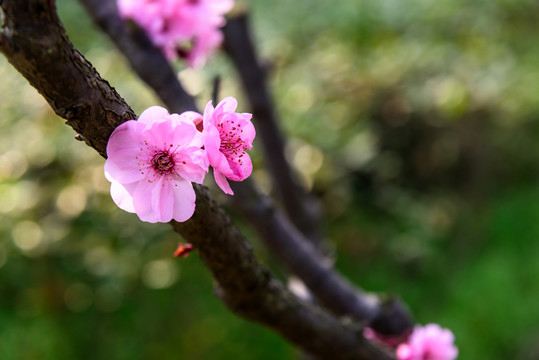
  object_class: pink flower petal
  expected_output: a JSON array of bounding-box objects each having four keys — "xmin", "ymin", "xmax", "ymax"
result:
[
  {"xmin": 396, "ymin": 344, "xmax": 413, "ymax": 360},
  {"xmin": 202, "ymin": 101, "xmax": 215, "ymax": 127},
  {"xmin": 109, "ymin": 180, "xmax": 137, "ymax": 213},
  {"xmin": 138, "ymin": 105, "xmax": 171, "ymax": 126},
  {"xmin": 105, "ymin": 121, "xmax": 148, "ymax": 184},
  {"xmin": 187, "ymin": 28, "xmax": 223, "ymax": 68},
  {"xmin": 132, "ymin": 177, "xmax": 175, "ymax": 223},
  {"xmin": 209, "ymin": 0, "xmax": 234, "ymax": 14},
  {"xmin": 214, "ymin": 170, "xmax": 233, "ymax": 195},
  {"xmin": 217, "ymin": 97, "xmax": 238, "ymax": 113},
  {"xmin": 151, "ymin": 177, "xmax": 175, "ymax": 222},
  {"xmin": 105, "ymin": 148, "xmax": 147, "ymax": 184},
  {"xmin": 205, "ymin": 126, "xmax": 229, "ymax": 172},
  {"xmin": 229, "ymin": 152, "xmax": 252, "ymax": 181},
  {"xmin": 131, "ymin": 179, "xmax": 159, "ymax": 223},
  {"xmin": 397, "ymin": 324, "xmax": 458, "ymax": 360},
  {"xmin": 175, "ymin": 147, "xmax": 207, "ymax": 184},
  {"xmin": 178, "ymin": 111, "xmax": 204, "ymax": 129},
  {"xmin": 240, "ymin": 116, "xmax": 256, "ymax": 145},
  {"xmin": 172, "ymin": 178, "xmax": 196, "ymax": 222},
  {"xmin": 106, "ymin": 120, "xmax": 146, "ymax": 154},
  {"xmin": 165, "ymin": 116, "xmax": 199, "ymax": 147}
]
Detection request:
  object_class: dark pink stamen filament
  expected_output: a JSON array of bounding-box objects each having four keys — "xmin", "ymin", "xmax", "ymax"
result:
[
  {"xmin": 137, "ymin": 141, "xmax": 182, "ymax": 183},
  {"xmin": 218, "ymin": 118, "xmax": 247, "ymax": 164}
]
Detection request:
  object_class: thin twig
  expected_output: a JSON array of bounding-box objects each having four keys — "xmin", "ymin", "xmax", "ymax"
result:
[
  {"xmin": 211, "ymin": 75, "xmax": 221, "ymax": 105},
  {"xmin": 222, "ymin": 13, "xmax": 322, "ymax": 244}
]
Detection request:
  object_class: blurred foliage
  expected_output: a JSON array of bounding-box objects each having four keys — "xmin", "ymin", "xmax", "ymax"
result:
[{"xmin": 1, "ymin": 0, "xmax": 539, "ymax": 359}]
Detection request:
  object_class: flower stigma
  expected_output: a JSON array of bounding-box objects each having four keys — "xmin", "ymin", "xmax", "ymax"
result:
[
  {"xmin": 218, "ymin": 118, "xmax": 247, "ymax": 165},
  {"xmin": 137, "ymin": 141, "xmax": 183, "ymax": 183}
]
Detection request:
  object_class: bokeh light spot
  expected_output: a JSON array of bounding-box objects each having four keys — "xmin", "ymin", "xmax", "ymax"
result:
[
  {"xmin": 56, "ymin": 185, "xmax": 87, "ymax": 217},
  {"xmin": 12, "ymin": 220, "xmax": 45, "ymax": 256},
  {"xmin": 142, "ymin": 259, "xmax": 179, "ymax": 289}
]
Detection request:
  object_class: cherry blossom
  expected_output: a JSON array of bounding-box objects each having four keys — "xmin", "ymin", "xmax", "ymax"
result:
[
  {"xmin": 117, "ymin": 0, "xmax": 234, "ymax": 67},
  {"xmin": 183, "ymin": 97, "xmax": 255, "ymax": 194},
  {"xmin": 105, "ymin": 106, "xmax": 208, "ymax": 223},
  {"xmin": 396, "ymin": 324, "xmax": 458, "ymax": 360},
  {"xmin": 203, "ymin": 97, "xmax": 255, "ymax": 194}
]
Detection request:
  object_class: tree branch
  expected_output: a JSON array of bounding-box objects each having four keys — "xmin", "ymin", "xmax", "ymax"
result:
[
  {"xmin": 0, "ymin": 0, "xmax": 134, "ymax": 158},
  {"xmin": 78, "ymin": 0, "xmax": 196, "ymax": 114},
  {"xmin": 222, "ymin": 13, "xmax": 322, "ymax": 244},
  {"xmin": 170, "ymin": 186, "xmax": 395, "ymax": 360},
  {"xmin": 231, "ymin": 179, "xmax": 414, "ymax": 335},
  {"xmin": 0, "ymin": 1, "xmax": 395, "ymax": 358}
]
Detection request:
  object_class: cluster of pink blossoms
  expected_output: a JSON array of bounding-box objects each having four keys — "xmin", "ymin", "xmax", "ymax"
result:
[
  {"xmin": 365, "ymin": 323, "xmax": 458, "ymax": 360},
  {"xmin": 104, "ymin": 97, "xmax": 255, "ymax": 223},
  {"xmin": 117, "ymin": 0, "xmax": 234, "ymax": 67}
]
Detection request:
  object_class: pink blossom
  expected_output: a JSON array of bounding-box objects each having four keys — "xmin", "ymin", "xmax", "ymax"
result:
[
  {"xmin": 185, "ymin": 27, "xmax": 224, "ymax": 69},
  {"xmin": 105, "ymin": 106, "xmax": 208, "ymax": 223},
  {"xmin": 396, "ymin": 324, "xmax": 458, "ymax": 360},
  {"xmin": 117, "ymin": 0, "xmax": 234, "ymax": 67},
  {"xmin": 183, "ymin": 97, "xmax": 255, "ymax": 194}
]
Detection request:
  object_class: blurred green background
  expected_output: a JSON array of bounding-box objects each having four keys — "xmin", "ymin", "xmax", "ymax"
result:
[{"xmin": 1, "ymin": 0, "xmax": 539, "ymax": 359}]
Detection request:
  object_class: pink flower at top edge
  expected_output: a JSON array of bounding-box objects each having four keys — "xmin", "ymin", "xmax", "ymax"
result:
[
  {"xmin": 104, "ymin": 106, "xmax": 208, "ymax": 223},
  {"xmin": 396, "ymin": 324, "xmax": 458, "ymax": 360},
  {"xmin": 116, "ymin": 0, "xmax": 234, "ymax": 68},
  {"xmin": 182, "ymin": 97, "xmax": 255, "ymax": 195},
  {"xmin": 185, "ymin": 27, "xmax": 224, "ymax": 68}
]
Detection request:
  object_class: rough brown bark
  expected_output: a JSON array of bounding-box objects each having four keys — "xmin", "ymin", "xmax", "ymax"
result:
[
  {"xmin": 0, "ymin": 1, "xmax": 395, "ymax": 359},
  {"xmin": 231, "ymin": 179, "xmax": 414, "ymax": 336},
  {"xmin": 77, "ymin": 0, "xmax": 197, "ymax": 115},
  {"xmin": 0, "ymin": 0, "xmax": 134, "ymax": 158},
  {"xmin": 171, "ymin": 187, "xmax": 394, "ymax": 360}
]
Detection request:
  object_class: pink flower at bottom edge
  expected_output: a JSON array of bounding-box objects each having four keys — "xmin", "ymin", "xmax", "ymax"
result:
[
  {"xmin": 104, "ymin": 106, "xmax": 208, "ymax": 223},
  {"xmin": 396, "ymin": 324, "xmax": 458, "ymax": 360}
]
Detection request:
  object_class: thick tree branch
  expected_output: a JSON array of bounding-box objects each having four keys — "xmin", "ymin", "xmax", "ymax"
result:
[
  {"xmin": 75, "ymin": 0, "xmax": 413, "ymax": 336},
  {"xmin": 222, "ymin": 13, "xmax": 322, "ymax": 244},
  {"xmin": 78, "ymin": 0, "xmax": 196, "ymax": 114},
  {"xmin": 231, "ymin": 179, "xmax": 414, "ymax": 335},
  {"xmin": 0, "ymin": 0, "xmax": 134, "ymax": 158},
  {"xmin": 0, "ymin": 1, "xmax": 395, "ymax": 359},
  {"xmin": 170, "ymin": 187, "xmax": 395, "ymax": 360}
]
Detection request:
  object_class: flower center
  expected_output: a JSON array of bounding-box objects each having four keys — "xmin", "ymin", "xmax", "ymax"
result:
[
  {"xmin": 152, "ymin": 151, "xmax": 175, "ymax": 174},
  {"xmin": 176, "ymin": 39, "xmax": 195, "ymax": 59},
  {"xmin": 218, "ymin": 119, "xmax": 247, "ymax": 164},
  {"xmin": 137, "ymin": 141, "xmax": 181, "ymax": 183}
]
